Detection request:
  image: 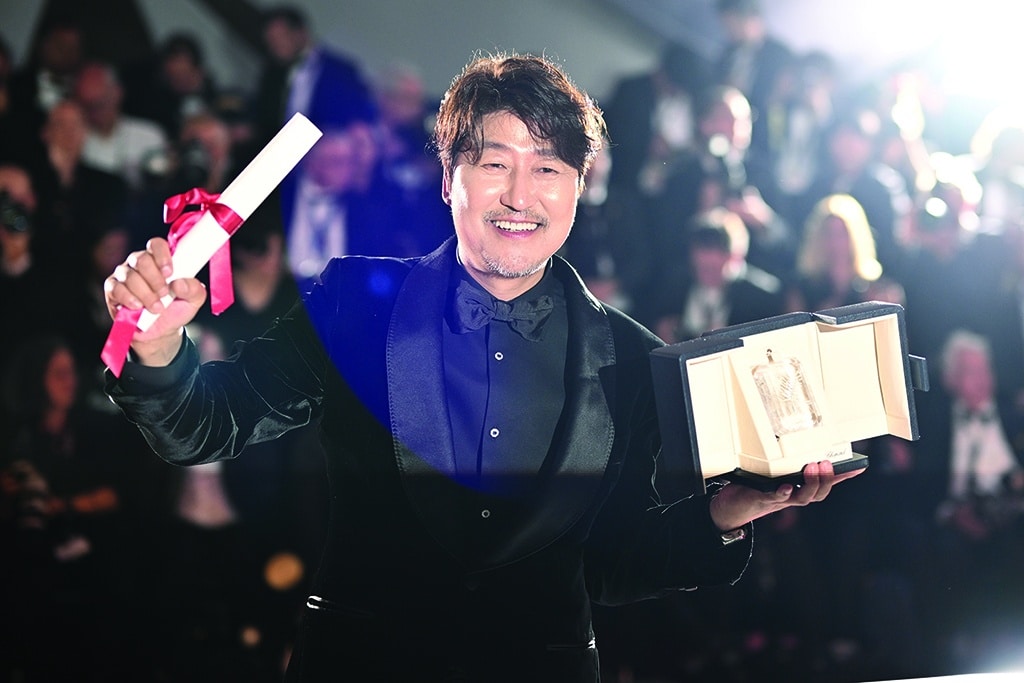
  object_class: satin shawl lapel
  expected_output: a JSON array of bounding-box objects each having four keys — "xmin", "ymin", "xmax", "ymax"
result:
[
  {"xmin": 387, "ymin": 238, "xmax": 457, "ymax": 478},
  {"xmin": 526, "ymin": 256, "xmax": 617, "ymax": 535}
]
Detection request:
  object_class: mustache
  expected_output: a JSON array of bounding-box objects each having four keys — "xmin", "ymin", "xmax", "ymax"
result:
[{"xmin": 482, "ymin": 210, "xmax": 548, "ymax": 227}]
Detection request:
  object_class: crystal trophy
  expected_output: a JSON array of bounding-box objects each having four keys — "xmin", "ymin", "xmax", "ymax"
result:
[{"xmin": 751, "ymin": 349, "xmax": 822, "ymax": 437}]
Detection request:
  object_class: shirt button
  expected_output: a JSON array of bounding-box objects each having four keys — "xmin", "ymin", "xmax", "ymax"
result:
[
  {"xmin": 480, "ymin": 509, "xmax": 491, "ymax": 519},
  {"xmin": 489, "ymin": 427, "xmax": 500, "ymax": 438},
  {"xmin": 494, "ymin": 351, "xmax": 504, "ymax": 361}
]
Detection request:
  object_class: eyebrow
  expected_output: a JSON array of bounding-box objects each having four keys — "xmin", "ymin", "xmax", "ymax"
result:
[{"xmin": 481, "ymin": 140, "xmax": 560, "ymax": 160}]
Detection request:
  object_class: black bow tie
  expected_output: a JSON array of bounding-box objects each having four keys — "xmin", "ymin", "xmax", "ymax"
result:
[{"xmin": 449, "ymin": 279, "xmax": 554, "ymax": 342}]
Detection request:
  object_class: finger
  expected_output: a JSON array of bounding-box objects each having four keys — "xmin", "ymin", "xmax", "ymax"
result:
[
  {"xmin": 787, "ymin": 461, "xmax": 824, "ymax": 505},
  {"xmin": 803, "ymin": 460, "xmax": 849, "ymax": 503},
  {"xmin": 168, "ymin": 277, "xmax": 208, "ymax": 306},
  {"xmin": 119, "ymin": 265, "xmax": 167, "ymax": 314},
  {"xmin": 145, "ymin": 237, "xmax": 174, "ymax": 278},
  {"xmin": 104, "ymin": 276, "xmax": 143, "ymax": 314},
  {"xmin": 129, "ymin": 250, "xmax": 172, "ymax": 299}
]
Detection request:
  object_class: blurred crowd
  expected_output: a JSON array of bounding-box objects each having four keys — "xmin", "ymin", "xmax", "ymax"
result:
[{"xmin": 3, "ymin": 0, "xmax": 1024, "ymax": 681}]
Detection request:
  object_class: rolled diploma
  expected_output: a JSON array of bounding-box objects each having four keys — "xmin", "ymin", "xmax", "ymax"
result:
[{"xmin": 136, "ymin": 112, "xmax": 323, "ymax": 331}]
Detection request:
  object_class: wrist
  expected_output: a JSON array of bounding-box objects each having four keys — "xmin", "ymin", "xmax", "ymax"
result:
[{"xmin": 131, "ymin": 329, "xmax": 184, "ymax": 367}]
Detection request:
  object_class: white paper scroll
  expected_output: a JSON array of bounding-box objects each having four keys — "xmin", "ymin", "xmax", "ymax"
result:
[{"xmin": 136, "ymin": 112, "xmax": 323, "ymax": 331}]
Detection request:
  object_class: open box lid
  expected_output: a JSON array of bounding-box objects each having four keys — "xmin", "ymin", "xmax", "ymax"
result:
[{"xmin": 650, "ymin": 301, "xmax": 930, "ymax": 497}]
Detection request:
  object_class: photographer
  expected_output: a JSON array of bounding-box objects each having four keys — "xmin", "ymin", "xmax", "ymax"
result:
[{"xmin": 0, "ymin": 164, "xmax": 60, "ymax": 363}]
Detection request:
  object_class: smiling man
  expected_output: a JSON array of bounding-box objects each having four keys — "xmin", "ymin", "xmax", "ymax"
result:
[{"xmin": 103, "ymin": 54, "xmax": 857, "ymax": 682}]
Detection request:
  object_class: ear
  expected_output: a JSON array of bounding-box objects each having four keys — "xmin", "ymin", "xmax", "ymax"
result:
[{"xmin": 441, "ymin": 171, "xmax": 452, "ymax": 205}]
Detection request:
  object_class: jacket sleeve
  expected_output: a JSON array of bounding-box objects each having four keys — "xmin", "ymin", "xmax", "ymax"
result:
[
  {"xmin": 105, "ymin": 298, "xmax": 330, "ymax": 466},
  {"xmin": 583, "ymin": 315, "xmax": 753, "ymax": 606}
]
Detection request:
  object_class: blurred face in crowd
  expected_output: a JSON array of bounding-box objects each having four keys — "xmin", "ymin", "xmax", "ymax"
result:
[
  {"xmin": 74, "ymin": 65, "xmax": 123, "ymax": 133},
  {"xmin": 162, "ymin": 53, "xmax": 204, "ymax": 95},
  {"xmin": 45, "ymin": 347, "xmax": 78, "ymax": 414},
  {"xmin": 822, "ymin": 215, "xmax": 854, "ymax": 268},
  {"xmin": 691, "ymin": 245, "xmax": 731, "ymax": 289},
  {"xmin": 700, "ymin": 94, "xmax": 751, "ymax": 154},
  {"xmin": 719, "ymin": 11, "xmax": 763, "ymax": 45},
  {"xmin": 181, "ymin": 115, "xmax": 231, "ymax": 166},
  {"xmin": 0, "ymin": 165, "xmax": 38, "ymax": 213},
  {"xmin": 263, "ymin": 18, "xmax": 308, "ymax": 64},
  {"xmin": 305, "ymin": 133, "xmax": 356, "ymax": 194},
  {"xmin": 377, "ymin": 68, "xmax": 426, "ymax": 127},
  {"xmin": 43, "ymin": 100, "xmax": 88, "ymax": 157},
  {"xmin": 829, "ymin": 113, "xmax": 878, "ymax": 176},
  {"xmin": 950, "ymin": 346, "xmax": 994, "ymax": 411},
  {"xmin": 91, "ymin": 228, "xmax": 130, "ymax": 279},
  {"xmin": 444, "ymin": 111, "xmax": 580, "ymax": 298},
  {"xmin": 39, "ymin": 26, "xmax": 82, "ymax": 75}
]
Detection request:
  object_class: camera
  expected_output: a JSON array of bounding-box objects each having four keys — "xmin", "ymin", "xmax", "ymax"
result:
[
  {"xmin": 0, "ymin": 191, "xmax": 31, "ymax": 233},
  {"xmin": 175, "ymin": 138, "xmax": 212, "ymax": 189}
]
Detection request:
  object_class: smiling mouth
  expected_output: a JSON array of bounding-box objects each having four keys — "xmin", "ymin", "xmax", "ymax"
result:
[{"xmin": 492, "ymin": 219, "xmax": 540, "ymax": 233}]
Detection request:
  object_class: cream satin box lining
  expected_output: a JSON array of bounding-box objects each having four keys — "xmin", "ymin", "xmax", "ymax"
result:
[{"xmin": 650, "ymin": 302, "xmax": 928, "ymax": 495}]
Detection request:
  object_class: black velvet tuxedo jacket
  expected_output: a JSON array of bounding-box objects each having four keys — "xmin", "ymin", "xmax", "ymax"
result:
[{"xmin": 108, "ymin": 238, "xmax": 751, "ymax": 681}]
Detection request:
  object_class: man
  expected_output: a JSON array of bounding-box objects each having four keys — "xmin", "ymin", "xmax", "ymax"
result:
[
  {"xmin": 650, "ymin": 85, "xmax": 793, "ymax": 302},
  {"xmin": 251, "ymin": 5, "xmax": 375, "ymax": 148},
  {"xmin": 74, "ymin": 61, "xmax": 168, "ymax": 191},
  {"xmin": 23, "ymin": 99, "xmax": 126, "ymax": 272},
  {"xmin": 714, "ymin": 0, "xmax": 794, "ymax": 163},
  {"xmin": 103, "ymin": 54, "xmax": 855, "ymax": 682},
  {"xmin": 281, "ymin": 126, "xmax": 416, "ymax": 290},
  {"xmin": 652, "ymin": 207, "xmax": 783, "ymax": 343},
  {"xmin": 121, "ymin": 33, "xmax": 221, "ymax": 142}
]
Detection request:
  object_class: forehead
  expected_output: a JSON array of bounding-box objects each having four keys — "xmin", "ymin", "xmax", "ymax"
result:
[{"xmin": 476, "ymin": 112, "xmax": 557, "ymax": 157}]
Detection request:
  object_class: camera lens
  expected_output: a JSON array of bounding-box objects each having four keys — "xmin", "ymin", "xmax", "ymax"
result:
[{"xmin": 0, "ymin": 192, "xmax": 31, "ymax": 233}]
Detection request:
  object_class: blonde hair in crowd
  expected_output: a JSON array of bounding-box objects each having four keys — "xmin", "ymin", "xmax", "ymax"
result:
[{"xmin": 798, "ymin": 193, "xmax": 882, "ymax": 282}]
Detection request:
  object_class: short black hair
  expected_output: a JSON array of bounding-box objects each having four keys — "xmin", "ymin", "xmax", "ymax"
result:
[
  {"xmin": 160, "ymin": 33, "xmax": 204, "ymax": 68},
  {"xmin": 262, "ymin": 5, "xmax": 308, "ymax": 31},
  {"xmin": 433, "ymin": 53, "xmax": 606, "ymax": 180}
]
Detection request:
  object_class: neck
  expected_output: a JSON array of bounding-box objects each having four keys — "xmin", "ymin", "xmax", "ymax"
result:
[{"xmin": 457, "ymin": 249, "xmax": 548, "ymax": 301}]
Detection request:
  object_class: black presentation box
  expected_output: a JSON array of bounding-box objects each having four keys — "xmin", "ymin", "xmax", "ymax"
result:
[{"xmin": 650, "ymin": 301, "xmax": 929, "ymax": 496}]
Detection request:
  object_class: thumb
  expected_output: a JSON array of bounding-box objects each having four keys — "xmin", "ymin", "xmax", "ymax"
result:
[{"xmin": 168, "ymin": 277, "xmax": 209, "ymax": 308}]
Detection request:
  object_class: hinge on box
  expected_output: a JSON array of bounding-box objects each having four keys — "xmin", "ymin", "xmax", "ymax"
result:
[{"xmin": 908, "ymin": 355, "xmax": 929, "ymax": 392}]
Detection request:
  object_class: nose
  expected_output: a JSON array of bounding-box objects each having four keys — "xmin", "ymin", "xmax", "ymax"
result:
[{"xmin": 500, "ymin": 169, "xmax": 537, "ymax": 211}]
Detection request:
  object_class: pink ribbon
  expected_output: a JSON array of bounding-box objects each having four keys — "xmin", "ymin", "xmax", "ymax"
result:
[{"xmin": 101, "ymin": 189, "xmax": 244, "ymax": 377}]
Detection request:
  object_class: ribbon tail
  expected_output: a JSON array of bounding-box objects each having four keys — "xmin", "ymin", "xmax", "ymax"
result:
[
  {"xmin": 101, "ymin": 307, "xmax": 143, "ymax": 378},
  {"xmin": 209, "ymin": 242, "xmax": 234, "ymax": 315}
]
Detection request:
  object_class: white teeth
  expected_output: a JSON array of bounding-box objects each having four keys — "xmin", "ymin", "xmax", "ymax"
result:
[{"xmin": 493, "ymin": 220, "xmax": 538, "ymax": 232}]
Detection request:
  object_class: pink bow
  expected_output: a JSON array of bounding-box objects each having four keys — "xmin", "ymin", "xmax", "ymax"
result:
[{"xmin": 100, "ymin": 188, "xmax": 244, "ymax": 377}]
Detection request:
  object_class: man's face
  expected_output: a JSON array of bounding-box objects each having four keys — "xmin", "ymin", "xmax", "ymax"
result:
[
  {"xmin": 75, "ymin": 68, "xmax": 121, "ymax": 131},
  {"xmin": 162, "ymin": 54, "xmax": 203, "ymax": 95},
  {"xmin": 182, "ymin": 118, "xmax": 230, "ymax": 165},
  {"xmin": 691, "ymin": 246, "xmax": 730, "ymax": 288},
  {"xmin": 40, "ymin": 27, "xmax": 81, "ymax": 75},
  {"xmin": 264, "ymin": 19, "xmax": 306, "ymax": 64},
  {"xmin": 306, "ymin": 133, "xmax": 356, "ymax": 193},
  {"xmin": 45, "ymin": 348, "xmax": 78, "ymax": 413},
  {"xmin": 443, "ymin": 111, "xmax": 581, "ymax": 298},
  {"xmin": 43, "ymin": 101, "xmax": 87, "ymax": 156},
  {"xmin": 952, "ymin": 347, "xmax": 994, "ymax": 411}
]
